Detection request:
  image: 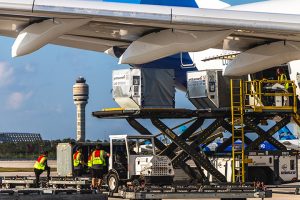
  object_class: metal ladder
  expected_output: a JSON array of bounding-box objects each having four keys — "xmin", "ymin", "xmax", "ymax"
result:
[{"xmin": 230, "ymin": 79, "xmax": 245, "ymax": 183}]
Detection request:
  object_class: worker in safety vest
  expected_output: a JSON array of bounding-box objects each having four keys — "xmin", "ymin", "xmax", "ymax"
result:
[
  {"xmin": 73, "ymin": 146, "xmax": 85, "ymax": 177},
  {"xmin": 90, "ymin": 144, "xmax": 110, "ymax": 190},
  {"xmin": 33, "ymin": 151, "xmax": 50, "ymax": 187},
  {"xmin": 277, "ymin": 68, "xmax": 289, "ymax": 90},
  {"xmin": 87, "ymin": 148, "xmax": 94, "ymax": 169},
  {"xmin": 277, "ymin": 68, "xmax": 289, "ymax": 106}
]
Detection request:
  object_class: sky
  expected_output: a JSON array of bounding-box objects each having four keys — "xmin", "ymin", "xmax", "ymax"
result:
[
  {"xmin": 0, "ymin": 0, "xmax": 259, "ymax": 140},
  {"xmin": 0, "ymin": 37, "xmax": 194, "ymax": 140}
]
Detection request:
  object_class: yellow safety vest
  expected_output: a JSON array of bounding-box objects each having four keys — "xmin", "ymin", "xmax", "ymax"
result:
[
  {"xmin": 87, "ymin": 154, "xmax": 93, "ymax": 167},
  {"xmin": 92, "ymin": 150, "xmax": 106, "ymax": 166},
  {"xmin": 34, "ymin": 155, "xmax": 47, "ymax": 170},
  {"xmin": 73, "ymin": 151, "xmax": 82, "ymax": 167},
  {"xmin": 278, "ymin": 74, "xmax": 289, "ymax": 89}
]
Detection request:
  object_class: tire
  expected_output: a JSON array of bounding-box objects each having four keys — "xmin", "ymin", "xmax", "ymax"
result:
[{"xmin": 107, "ymin": 173, "xmax": 119, "ymax": 195}]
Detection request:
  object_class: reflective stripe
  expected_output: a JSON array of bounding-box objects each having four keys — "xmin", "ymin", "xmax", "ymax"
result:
[
  {"xmin": 92, "ymin": 150, "xmax": 106, "ymax": 166},
  {"xmin": 278, "ymin": 74, "xmax": 289, "ymax": 89},
  {"xmin": 34, "ymin": 155, "xmax": 46, "ymax": 170},
  {"xmin": 87, "ymin": 154, "xmax": 93, "ymax": 167},
  {"xmin": 73, "ymin": 151, "xmax": 81, "ymax": 167}
]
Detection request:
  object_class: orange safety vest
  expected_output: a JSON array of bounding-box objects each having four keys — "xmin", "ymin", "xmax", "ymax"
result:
[{"xmin": 34, "ymin": 155, "xmax": 47, "ymax": 170}]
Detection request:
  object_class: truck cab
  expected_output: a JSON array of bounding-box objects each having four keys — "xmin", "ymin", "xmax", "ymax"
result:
[{"xmin": 107, "ymin": 135, "xmax": 174, "ymax": 193}]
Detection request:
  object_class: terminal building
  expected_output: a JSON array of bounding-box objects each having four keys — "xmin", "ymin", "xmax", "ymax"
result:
[{"xmin": 0, "ymin": 132, "xmax": 42, "ymax": 143}]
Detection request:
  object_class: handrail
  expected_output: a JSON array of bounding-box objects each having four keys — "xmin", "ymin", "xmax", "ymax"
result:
[{"xmin": 244, "ymin": 79, "xmax": 297, "ymax": 113}]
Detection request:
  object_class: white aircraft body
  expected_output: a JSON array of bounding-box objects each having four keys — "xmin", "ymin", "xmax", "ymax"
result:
[
  {"xmin": 1, "ymin": 0, "xmax": 300, "ymax": 89},
  {"xmin": 2, "ymin": 0, "xmax": 300, "ymax": 152}
]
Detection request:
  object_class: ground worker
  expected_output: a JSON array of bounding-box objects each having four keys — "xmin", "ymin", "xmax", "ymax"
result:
[
  {"xmin": 90, "ymin": 144, "xmax": 110, "ymax": 191},
  {"xmin": 87, "ymin": 148, "xmax": 93, "ymax": 169},
  {"xmin": 73, "ymin": 146, "xmax": 85, "ymax": 177},
  {"xmin": 33, "ymin": 151, "xmax": 50, "ymax": 187}
]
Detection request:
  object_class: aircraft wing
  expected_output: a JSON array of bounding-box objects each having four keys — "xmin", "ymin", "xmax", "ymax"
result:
[{"xmin": 2, "ymin": 0, "xmax": 300, "ymax": 75}]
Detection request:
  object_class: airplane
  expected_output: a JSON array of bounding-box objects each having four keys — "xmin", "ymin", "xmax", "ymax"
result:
[
  {"xmin": 2, "ymin": 0, "xmax": 300, "ymax": 92},
  {"xmin": 3, "ymin": 0, "xmax": 300, "ymax": 159}
]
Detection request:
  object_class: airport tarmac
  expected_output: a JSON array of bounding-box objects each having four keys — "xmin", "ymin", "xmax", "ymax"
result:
[
  {"xmin": 1, "ymin": 160, "xmax": 300, "ymax": 199},
  {"xmin": 0, "ymin": 160, "xmax": 57, "ymax": 177},
  {"xmin": 0, "ymin": 160, "xmax": 56, "ymax": 169},
  {"xmin": 109, "ymin": 194, "xmax": 300, "ymax": 200}
]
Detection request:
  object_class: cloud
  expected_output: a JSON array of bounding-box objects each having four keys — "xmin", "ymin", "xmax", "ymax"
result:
[
  {"xmin": 0, "ymin": 62, "xmax": 14, "ymax": 87},
  {"xmin": 6, "ymin": 91, "xmax": 33, "ymax": 110},
  {"xmin": 55, "ymin": 105, "xmax": 63, "ymax": 113},
  {"xmin": 24, "ymin": 63, "xmax": 35, "ymax": 72}
]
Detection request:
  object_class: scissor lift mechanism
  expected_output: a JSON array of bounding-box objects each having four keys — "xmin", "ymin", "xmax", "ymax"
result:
[
  {"xmin": 93, "ymin": 109, "xmax": 295, "ymax": 184},
  {"xmin": 92, "ymin": 79, "xmax": 299, "ymax": 185},
  {"xmin": 93, "ymin": 80, "xmax": 300, "ymax": 198}
]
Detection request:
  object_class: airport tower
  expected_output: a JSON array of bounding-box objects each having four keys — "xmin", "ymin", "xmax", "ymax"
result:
[{"xmin": 73, "ymin": 77, "xmax": 89, "ymax": 142}]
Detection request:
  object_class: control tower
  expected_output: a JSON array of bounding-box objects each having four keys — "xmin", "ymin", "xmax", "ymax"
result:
[{"xmin": 73, "ymin": 77, "xmax": 89, "ymax": 142}]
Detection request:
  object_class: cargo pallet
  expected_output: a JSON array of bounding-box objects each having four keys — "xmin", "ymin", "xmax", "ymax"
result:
[
  {"xmin": 117, "ymin": 185, "xmax": 271, "ymax": 200},
  {"xmin": 0, "ymin": 190, "xmax": 106, "ymax": 200},
  {"xmin": 0, "ymin": 176, "xmax": 91, "ymax": 190},
  {"xmin": 0, "ymin": 177, "xmax": 107, "ymax": 200}
]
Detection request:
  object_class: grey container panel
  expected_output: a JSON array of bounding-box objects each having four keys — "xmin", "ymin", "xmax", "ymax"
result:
[
  {"xmin": 187, "ymin": 80, "xmax": 207, "ymax": 98},
  {"xmin": 113, "ymin": 85, "xmax": 128, "ymax": 98},
  {"xmin": 57, "ymin": 143, "xmax": 73, "ymax": 177},
  {"xmin": 217, "ymin": 71, "xmax": 230, "ymax": 108},
  {"xmin": 189, "ymin": 97, "xmax": 217, "ymax": 109},
  {"xmin": 217, "ymin": 72, "xmax": 247, "ymax": 108},
  {"xmin": 141, "ymin": 68, "xmax": 175, "ymax": 108}
]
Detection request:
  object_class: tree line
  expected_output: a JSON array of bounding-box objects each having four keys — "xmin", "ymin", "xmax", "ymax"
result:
[{"xmin": 0, "ymin": 138, "xmax": 76, "ymax": 160}]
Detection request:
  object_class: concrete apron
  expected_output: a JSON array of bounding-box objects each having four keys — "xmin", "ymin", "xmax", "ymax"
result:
[{"xmin": 0, "ymin": 194, "xmax": 108, "ymax": 200}]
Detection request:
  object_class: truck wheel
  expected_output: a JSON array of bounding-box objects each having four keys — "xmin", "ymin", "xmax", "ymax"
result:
[{"xmin": 107, "ymin": 173, "xmax": 119, "ymax": 195}]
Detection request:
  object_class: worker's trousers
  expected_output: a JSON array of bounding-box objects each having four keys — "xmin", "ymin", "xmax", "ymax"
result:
[{"xmin": 34, "ymin": 166, "xmax": 51, "ymax": 187}]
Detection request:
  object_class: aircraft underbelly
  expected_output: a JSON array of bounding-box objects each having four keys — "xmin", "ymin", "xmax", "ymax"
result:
[
  {"xmin": 137, "ymin": 53, "xmax": 197, "ymax": 91},
  {"xmin": 224, "ymin": 41, "xmax": 300, "ymax": 76}
]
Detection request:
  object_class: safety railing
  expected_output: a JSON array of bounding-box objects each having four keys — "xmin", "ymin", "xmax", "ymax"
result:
[{"xmin": 244, "ymin": 79, "xmax": 297, "ymax": 113}]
